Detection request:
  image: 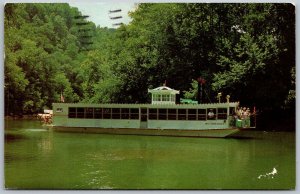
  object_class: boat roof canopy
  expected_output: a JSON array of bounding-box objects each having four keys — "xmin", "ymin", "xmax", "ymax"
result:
[
  {"xmin": 148, "ymin": 86, "xmax": 179, "ymax": 94},
  {"xmin": 53, "ymin": 102, "xmax": 240, "ymax": 109}
]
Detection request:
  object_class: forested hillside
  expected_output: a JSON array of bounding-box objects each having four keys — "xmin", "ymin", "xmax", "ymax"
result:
[{"xmin": 4, "ymin": 3, "xmax": 295, "ymax": 119}]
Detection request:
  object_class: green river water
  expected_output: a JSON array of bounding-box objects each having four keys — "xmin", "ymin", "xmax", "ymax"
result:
[{"xmin": 4, "ymin": 120, "xmax": 295, "ymax": 189}]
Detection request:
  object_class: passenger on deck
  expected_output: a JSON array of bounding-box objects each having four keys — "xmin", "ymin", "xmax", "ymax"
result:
[
  {"xmin": 246, "ymin": 108, "xmax": 251, "ymax": 117},
  {"xmin": 208, "ymin": 109, "xmax": 215, "ymax": 119},
  {"xmin": 234, "ymin": 106, "xmax": 252, "ymax": 128},
  {"xmin": 244, "ymin": 108, "xmax": 251, "ymax": 127},
  {"xmin": 242, "ymin": 107, "xmax": 247, "ymax": 119},
  {"xmin": 235, "ymin": 107, "xmax": 242, "ymax": 119}
]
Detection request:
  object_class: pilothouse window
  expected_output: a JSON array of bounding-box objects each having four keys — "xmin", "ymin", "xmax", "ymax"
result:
[{"xmin": 162, "ymin": 95, "xmax": 169, "ymax": 101}]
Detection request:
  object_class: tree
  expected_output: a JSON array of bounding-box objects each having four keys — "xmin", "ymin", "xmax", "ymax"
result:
[
  {"xmin": 4, "ymin": 3, "xmax": 89, "ymax": 114},
  {"xmin": 4, "ymin": 3, "xmax": 295, "ymax": 116},
  {"xmin": 212, "ymin": 4, "xmax": 295, "ymax": 108}
]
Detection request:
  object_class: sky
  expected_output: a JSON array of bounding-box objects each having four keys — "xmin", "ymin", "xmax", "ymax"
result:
[{"xmin": 68, "ymin": 1, "xmax": 137, "ymax": 28}]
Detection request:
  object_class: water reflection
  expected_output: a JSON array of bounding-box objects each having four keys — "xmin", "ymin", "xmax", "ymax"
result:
[
  {"xmin": 5, "ymin": 133, "xmax": 27, "ymax": 143},
  {"xmin": 37, "ymin": 131, "xmax": 53, "ymax": 156},
  {"xmin": 4, "ymin": 120, "xmax": 295, "ymax": 189}
]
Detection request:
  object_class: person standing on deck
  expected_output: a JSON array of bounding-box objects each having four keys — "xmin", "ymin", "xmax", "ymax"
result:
[{"xmin": 208, "ymin": 109, "xmax": 215, "ymax": 119}]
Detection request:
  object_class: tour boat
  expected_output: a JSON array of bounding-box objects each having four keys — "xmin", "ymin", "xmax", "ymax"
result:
[{"xmin": 51, "ymin": 85, "xmax": 254, "ymax": 137}]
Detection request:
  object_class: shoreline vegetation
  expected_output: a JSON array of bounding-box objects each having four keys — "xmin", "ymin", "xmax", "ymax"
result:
[{"xmin": 4, "ymin": 3, "xmax": 295, "ymax": 131}]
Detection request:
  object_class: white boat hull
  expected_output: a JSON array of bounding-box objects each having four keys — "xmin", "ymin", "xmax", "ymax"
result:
[{"xmin": 50, "ymin": 126, "xmax": 240, "ymax": 138}]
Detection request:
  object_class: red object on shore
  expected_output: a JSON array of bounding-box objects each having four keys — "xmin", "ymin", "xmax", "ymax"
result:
[{"xmin": 197, "ymin": 77, "xmax": 206, "ymax": 85}]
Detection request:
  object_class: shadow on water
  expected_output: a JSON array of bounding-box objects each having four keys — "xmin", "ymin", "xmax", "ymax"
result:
[
  {"xmin": 5, "ymin": 152, "xmax": 37, "ymax": 162},
  {"xmin": 5, "ymin": 133, "xmax": 28, "ymax": 143}
]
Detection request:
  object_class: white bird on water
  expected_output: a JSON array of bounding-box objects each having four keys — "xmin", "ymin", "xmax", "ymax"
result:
[
  {"xmin": 258, "ymin": 167, "xmax": 278, "ymax": 179},
  {"xmin": 270, "ymin": 167, "xmax": 278, "ymax": 175}
]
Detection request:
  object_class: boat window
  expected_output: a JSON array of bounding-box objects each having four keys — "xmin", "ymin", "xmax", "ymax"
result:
[
  {"xmin": 140, "ymin": 108, "xmax": 147, "ymax": 121},
  {"xmin": 162, "ymin": 94, "xmax": 169, "ymax": 101},
  {"xmin": 198, "ymin": 109, "xmax": 206, "ymax": 120},
  {"xmin": 112, "ymin": 108, "xmax": 120, "ymax": 113},
  {"xmin": 229, "ymin": 107, "xmax": 235, "ymax": 115},
  {"xmin": 167, "ymin": 109, "xmax": 177, "ymax": 120},
  {"xmin": 149, "ymin": 108, "xmax": 157, "ymax": 120},
  {"xmin": 207, "ymin": 108, "xmax": 216, "ymax": 120},
  {"xmin": 178, "ymin": 109, "xmax": 187, "ymax": 120},
  {"xmin": 77, "ymin": 108, "xmax": 84, "ymax": 118},
  {"xmin": 158, "ymin": 109, "xmax": 167, "ymax": 120},
  {"xmin": 112, "ymin": 108, "xmax": 120, "ymax": 119},
  {"xmin": 56, "ymin": 108, "xmax": 63, "ymax": 112},
  {"xmin": 217, "ymin": 108, "xmax": 227, "ymax": 119},
  {"xmin": 130, "ymin": 108, "xmax": 139, "ymax": 113},
  {"xmin": 69, "ymin": 107, "xmax": 76, "ymax": 118},
  {"xmin": 141, "ymin": 108, "xmax": 147, "ymax": 114},
  {"xmin": 121, "ymin": 108, "xmax": 129, "ymax": 113},
  {"xmin": 188, "ymin": 109, "xmax": 197, "ymax": 120},
  {"xmin": 94, "ymin": 108, "xmax": 102, "ymax": 119},
  {"xmin": 130, "ymin": 108, "xmax": 139, "ymax": 119},
  {"xmin": 121, "ymin": 108, "xmax": 129, "ymax": 119},
  {"xmin": 85, "ymin": 108, "xmax": 94, "ymax": 118},
  {"xmin": 171, "ymin": 94, "xmax": 175, "ymax": 102},
  {"xmin": 103, "ymin": 108, "xmax": 111, "ymax": 119},
  {"xmin": 153, "ymin": 94, "xmax": 160, "ymax": 101}
]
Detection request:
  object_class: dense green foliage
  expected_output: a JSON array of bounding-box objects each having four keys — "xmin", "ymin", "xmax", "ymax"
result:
[
  {"xmin": 5, "ymin": 3, "xmax": 91, "ymax": 114},
  {"xmin": 4, "ymin": 3, "xmax": 295, "ymax": 115}
]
